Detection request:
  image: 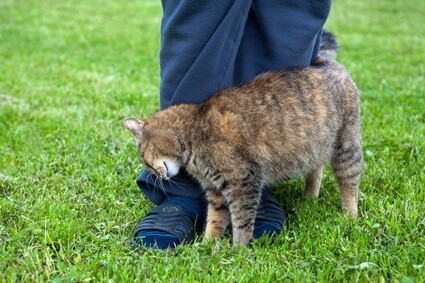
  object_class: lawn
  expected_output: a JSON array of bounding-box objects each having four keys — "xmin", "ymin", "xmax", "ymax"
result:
[{"xmin": 1, "ymin": 0, "xmax": 424, "ymax": 282}]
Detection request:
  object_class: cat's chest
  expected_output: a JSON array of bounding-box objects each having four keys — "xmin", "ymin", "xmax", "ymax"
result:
[
  {"xmin": 184, "ymin": 156, "xmax": 217, "ymax": 188},
  {"xmin": 185, "ymin": 159, "xmax": 206, "ymax": 180}
]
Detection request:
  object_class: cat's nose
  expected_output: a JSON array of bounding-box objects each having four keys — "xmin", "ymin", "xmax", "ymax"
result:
[{"xmin": 162, "ymin": 162, "xmax": 169, "ymax": 178}]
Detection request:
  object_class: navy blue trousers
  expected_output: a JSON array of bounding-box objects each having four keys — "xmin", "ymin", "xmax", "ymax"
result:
[{"xmin": 137, "ymin": 0, "xmax": 332, "ymax": 204}]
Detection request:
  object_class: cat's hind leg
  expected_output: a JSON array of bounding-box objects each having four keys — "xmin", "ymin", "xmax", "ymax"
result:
[
  {"xmin": 205, "ymin": 191, "xmax": 230, "ymax": 240},
  {"xmin": 331, "ymin": 126, "xmax": 363, "ymax": 218},
  {"xmin": 302, "ymin": 166, "xmax": 323, "ymax": 197}
]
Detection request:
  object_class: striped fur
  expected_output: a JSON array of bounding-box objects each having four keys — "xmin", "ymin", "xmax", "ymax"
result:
[{"xmin": 124, "ymin": 36, "xmax": 363, "ymax": 246}]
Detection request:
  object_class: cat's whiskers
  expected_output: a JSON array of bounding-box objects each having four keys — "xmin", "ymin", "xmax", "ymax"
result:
[
  {"xmin": 146, "ymin": 172, "xmax": 168, "ymax": 197},
  {"xmin": 165, "ymin": 177, "xmax": 192, "ymax": 187},
  {"xmin": 148, "ymin": 172, "xmax": 162, "ymax": 196},
  {"xmin": 165, "ymin": 178, "xmax": 191, "ymax": 193},
  {"xmin": 153, "ymin": 174, "xmax": 160, "ymax": 194},
  {"xmin": 151, "ymin": 173, "xmax": 163, "ymax": 196},
  {"xmin": 145, "ymin": 172, "xmax": 154, "ymax": 190},
  {"xmin": 158, "ymin": 179, "xmax": 169, "ymax": 198}
]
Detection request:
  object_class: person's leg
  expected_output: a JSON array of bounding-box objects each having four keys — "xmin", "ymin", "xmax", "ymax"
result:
[
  {"xmin": 134, "ymin": 0, "xmax": 331, "ymax": 249},
  {"xmin": 160, "ymin": 0, "xmax": 252, "ymax": 107},
  {"xmin": 137, "ymin": 0, "xmax": 253, "ymax": 204},
  {"xmin": 230, "ymin": 0, "xmax": 332, "ymax": 87},
  {"xmin": 134, "ymin": 0, "xmax": 252, "ymax": 249}
]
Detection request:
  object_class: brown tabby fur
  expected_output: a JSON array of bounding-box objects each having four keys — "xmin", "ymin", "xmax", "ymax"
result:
[{"xmin": 124, "ymin": 35, "xmax": 362, "ymax": 247}]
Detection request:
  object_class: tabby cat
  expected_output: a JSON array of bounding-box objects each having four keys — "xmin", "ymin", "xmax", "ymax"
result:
[{"xmin": 124, "ymin": 32, "xmax": 362, "ymax": 246}]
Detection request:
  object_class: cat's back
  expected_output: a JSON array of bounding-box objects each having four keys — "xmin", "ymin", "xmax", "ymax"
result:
[
  {"xmin": 195, "ymin": 58, "xmax": 360, "ymax": 178},
  {"xmin": 203, "ymin": 58, "xmax": 357, "ymax": 137}
]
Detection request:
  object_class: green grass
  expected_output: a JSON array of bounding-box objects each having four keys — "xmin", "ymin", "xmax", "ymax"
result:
[{"xmin": 1, "ymin": 0, "xmax": 424, "ymax": 281}]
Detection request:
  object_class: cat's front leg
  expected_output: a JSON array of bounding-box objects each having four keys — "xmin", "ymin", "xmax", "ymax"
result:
[
  {"xmin": 222, "ymin": 178, "xmax": 262, "ymax": 247},
  {"xmin": 205, "ymin": 190, "xmax": 230, "ymax": 240}
]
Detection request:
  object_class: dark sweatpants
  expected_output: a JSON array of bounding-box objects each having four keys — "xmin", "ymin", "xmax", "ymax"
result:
[{"xmin": 137, "ymin": 0, "xmax": 332, "ymax": 204}]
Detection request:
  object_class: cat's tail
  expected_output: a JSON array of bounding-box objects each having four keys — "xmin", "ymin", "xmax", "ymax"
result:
[{"xmin": 319, "ymin": 30, "xmax": 339, "ymax": 60}]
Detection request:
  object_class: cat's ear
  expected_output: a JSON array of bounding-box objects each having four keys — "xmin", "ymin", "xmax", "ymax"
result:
[{"xmin": 123, "ymin": 117, "xmax": 144, "ymax": 140}]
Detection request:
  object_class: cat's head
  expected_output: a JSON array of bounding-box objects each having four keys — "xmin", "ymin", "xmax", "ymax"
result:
[{"xmin": 123, "ymin": 117, "xmax": 182, "ymax": 180}]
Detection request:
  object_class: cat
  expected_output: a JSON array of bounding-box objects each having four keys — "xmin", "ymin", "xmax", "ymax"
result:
[{"xmin": 123, "ymin": 31, "xmax": 363, "ymax": 247}]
